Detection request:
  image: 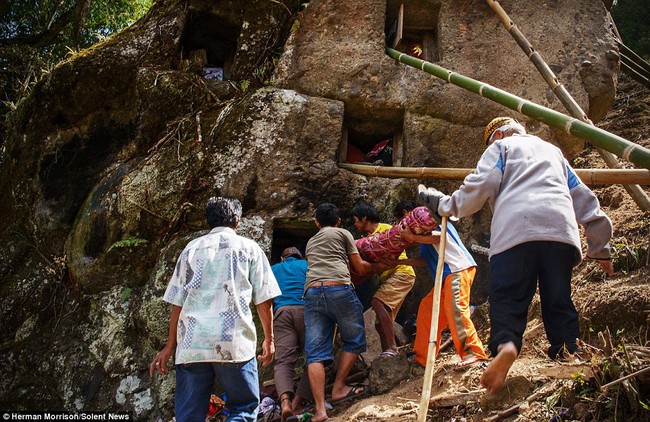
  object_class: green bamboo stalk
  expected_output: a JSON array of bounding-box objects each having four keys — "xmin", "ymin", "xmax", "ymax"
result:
[{"xmin": 386, "ymin": 47, "xmax": 650, "ymax": 170}]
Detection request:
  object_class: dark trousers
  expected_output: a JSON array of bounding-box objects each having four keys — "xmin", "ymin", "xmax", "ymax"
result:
[
  {"xmin": 273, "ymin": 305, "xmax": 312, "ymax": 400},
  {"xmin": 488, "ymin": 241, "xmax": 579, "ymax": 359}
]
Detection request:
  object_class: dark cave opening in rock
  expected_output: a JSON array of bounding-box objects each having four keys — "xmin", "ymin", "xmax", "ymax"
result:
[
  {"xmin": 38, "ymin": 123, "xmax": 133, "ymax": 225},
  {"xmin": 339, "ymin": 110, "xmax": 404, "ymax": 167},
  {"xmin": 385, "ymin": 0, "xmax": 441, "ymax": 62},
  {"xmin": 270, "ymin": 219, "xmax": 319, "ymax": 264},
  {"xmin": 180, "ymin": 11, "xmax": 241, "ymax": 80}
]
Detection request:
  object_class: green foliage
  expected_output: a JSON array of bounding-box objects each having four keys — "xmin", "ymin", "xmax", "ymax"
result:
[
  {"xmin": 107, "ymin": 236, "xmax": 148, "ymax": 252},
  {"xmin": 611, "ymin": 240, "xmax": 648, "ymax": 273},
  {"xmin": 566, "ymin": 334, "xmax": 650, "ymax": 420},
  {"xmin": 240, "ymin": 79, "xmax": 250, "ymax": 92},
  {"xmin": 0, "ymin": 0, "xmax": 153, "ymax": 115},
  {"xmin": 291, "ymin": 19, "xmax": 300, "ymax": 33},
  {"xmin": 252, "ymin": 56, "xmax": 278, "ymax": 86},
  {"xmin": 0, "ymin": 0, "xmax": 152, "ymax": 49},
  {"xmin": 611, "ymin": 0, "xmax": 650, "ymax": 59},
  {"xmin": 121, "ymin": 287, "xmax": 133, "ymax": 303}
]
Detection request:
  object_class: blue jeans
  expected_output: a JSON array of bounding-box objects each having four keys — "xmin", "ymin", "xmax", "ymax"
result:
[
  {"xmin": 175, "ymin": 359, "xmax": 259, "ymax": 422},
  {"xmin": 304, "ymin": 284, "xmax": 366, "ymax": 365}
]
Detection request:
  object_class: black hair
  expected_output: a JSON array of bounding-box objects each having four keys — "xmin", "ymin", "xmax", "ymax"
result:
[
  {"xmin": 206, "ymin": 197, "xmax": 242, "ymax": 229},
  {"xmin": 393, "ymin": 200, "xmax": 418, "ymax": 220},
  {"xmin": 351, "ymin": 201, "xmax": 380, "ymax": 223},
  {"xmin": 315, "ymin": 203, "xmax": 340, "ymax": 227}
]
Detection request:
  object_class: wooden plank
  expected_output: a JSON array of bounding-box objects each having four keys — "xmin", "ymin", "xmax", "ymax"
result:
[
  {"xmin": 390, "ymin": 3, "xmax": 404, "ymax": 49},
  {"xmin": 338, "ymin": 126, "xmax": 349, "ymax": 163},
  {"xmin": 393, "ymin": 130, "xmax": 403, "ymax": 167},
  {"xmin": 421, "ymin": 31, "xmax": 437, "ymax": 63}
]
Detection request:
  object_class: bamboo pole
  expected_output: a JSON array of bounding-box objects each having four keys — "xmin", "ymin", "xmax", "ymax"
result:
[
  {"xmin": 617, "ymin": 41, "xmax": 650, "ymax": 79},
  {"xmin": 600, "ymin": 366, "xmax": 650, "ymax": 391},
  {"xmin": 620, "ymin": 54, "xmax": 650, "ymax": 83},
  {"xmin": 607, "ymin": 12, "xmax": 623, "ymax": 43},
  {"xmin": 621, "ymin": 61, "xmax": 650, "ymax": 89},
  {"xmin": 338, "ymin": 163, "xmax": 650, "ymax": 186},
  {"xmin": 485, "ymin": 0, "xmax": 650, "ymax": 211},
  {"xmin": 386, "ymin": 47, "xmax": 650, "ymax": 171},
  {"xmin": 418, "ymin": 216, "xmax": 448, "ymax": 422}
]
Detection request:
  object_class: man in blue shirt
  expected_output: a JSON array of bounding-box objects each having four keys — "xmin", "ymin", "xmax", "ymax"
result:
[{"xmin": 271, "ymin": 247, "xmax": 312, "ymax": 420}]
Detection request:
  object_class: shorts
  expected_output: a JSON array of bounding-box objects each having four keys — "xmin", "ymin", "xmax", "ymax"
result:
[{"xmin": 373, "ymin": 272, "xmax": 416, "ymax": 319}]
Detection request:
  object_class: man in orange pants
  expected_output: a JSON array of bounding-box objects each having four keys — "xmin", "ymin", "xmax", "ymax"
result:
[{"xmin": 393, "ymin": 201, "xmax": 487, "ymax": 368}]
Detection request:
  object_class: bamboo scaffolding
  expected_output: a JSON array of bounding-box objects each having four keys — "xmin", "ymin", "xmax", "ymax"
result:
[
  {"xmin": 621, "ymin": 61, "xmax": 650, "ymax": 89},
  {"xmin": 386, "ymin": 47, "xmax": 650, "ymax": 171},
  {"xmin": 485, "ymin": 0, "xmax": 650, "ymax": 211},
  {"xmin": 621, "ymin": 55, "xmax": 650, "ymax": 83},
  {"xmin": 617, "ymin": 41, "xmax": 650, "ymax": 79},
  {"xmin": 608, "ymin": 13, "xmax": 650, "ymax": 87},
  {"xmin": 338, "ymin": 163, "xmax": 650, "ymax": 186},
  {"xmin": 418, "ymin": 216, "xmax": 448, "ymax": 422}
]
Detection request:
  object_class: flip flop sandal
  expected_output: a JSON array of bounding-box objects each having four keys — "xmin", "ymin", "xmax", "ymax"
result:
[{"xmin": 331, "ymin": 385, "xmax": 369, "ymax": 405}]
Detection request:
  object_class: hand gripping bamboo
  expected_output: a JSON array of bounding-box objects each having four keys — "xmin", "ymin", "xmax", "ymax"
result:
[{"xmin": 417, "ymin": 216, "xmax": 449, "ymax": 422}]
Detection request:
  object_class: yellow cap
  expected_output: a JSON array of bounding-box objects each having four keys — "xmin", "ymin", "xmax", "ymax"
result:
[{"xmin": 484, "ymin": 117, "xmax": 517, "ymax": 145}]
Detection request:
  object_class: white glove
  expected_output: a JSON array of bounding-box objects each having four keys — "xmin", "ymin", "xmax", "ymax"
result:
[{"xmin": 417, "ymin": 184, "xmax": 444, "ymax": 224}]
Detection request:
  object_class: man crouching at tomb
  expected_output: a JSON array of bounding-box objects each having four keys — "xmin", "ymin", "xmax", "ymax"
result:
[{"xmin": 150, "ymin": 197, "xmax": 281, "ymax": 422}]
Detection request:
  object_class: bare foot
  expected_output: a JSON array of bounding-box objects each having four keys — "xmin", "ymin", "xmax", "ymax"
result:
[
  {"xmin": 291, "ymin": 396, "xmax": 304, "ymax": 415},
  {"xmin": 310, "ymin": 411, "xmax": 328, "ymax": 422},
  {"xmin": 480, "ymin": 342, "xmax": 518, "ymax": 394},
  {"xmin": 279, "ymin": 393, "xmax": 293, "ymax": 420}
]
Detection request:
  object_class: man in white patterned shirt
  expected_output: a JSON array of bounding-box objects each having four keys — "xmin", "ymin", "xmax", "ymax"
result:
[{"xmin": 150, "ymin": 197, "xmax": 281, "ymax": 422}]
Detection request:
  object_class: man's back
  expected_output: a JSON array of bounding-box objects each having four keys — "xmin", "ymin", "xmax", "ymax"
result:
[
  {"xmin": 305, "ymin": 226, "xmax": 357, "ymax": 287},
  {"xmin": 486, "ymin": 134, "xmax": 581, "ymax": 256},
  {"xmin": 272, "ymin": 257, "xmax": 307, "ymax": 312},
  {"xmin": 163, "ymin": 226, "xmax": 279, "ymax": 364},
  {"xmin": 420, "ymin": 222, "xmax": 476, "ymax": 279}
]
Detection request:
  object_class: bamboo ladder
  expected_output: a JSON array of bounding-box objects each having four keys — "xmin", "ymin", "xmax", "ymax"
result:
[
  {"xmin": 609, "ymin": 11, "xmax": 650, "ymax": 89},
  {"xmin": 485, "ymin": 0, "xmax": 650, "ymax": 211}
]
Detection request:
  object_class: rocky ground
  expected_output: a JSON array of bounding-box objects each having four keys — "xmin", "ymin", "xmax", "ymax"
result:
[{"xmin": 323, "ymin": 75, "xmax": 650, "ymax": 421}]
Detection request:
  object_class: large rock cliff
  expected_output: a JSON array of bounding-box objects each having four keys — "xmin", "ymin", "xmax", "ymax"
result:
[{"xmin": 0, "ymin": 0, "xmax": 618, "ymax": 417}]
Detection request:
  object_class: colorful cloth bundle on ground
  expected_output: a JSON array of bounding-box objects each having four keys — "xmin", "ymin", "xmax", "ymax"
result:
[{"xmin": 352, "ymin": 206, "xmax": 437, "ymax": 284}]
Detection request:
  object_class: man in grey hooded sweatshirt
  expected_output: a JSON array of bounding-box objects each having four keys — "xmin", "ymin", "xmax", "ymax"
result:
[{"xmin": 418, "ymin": 117, "xmax": 614, "ymax": 394}]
